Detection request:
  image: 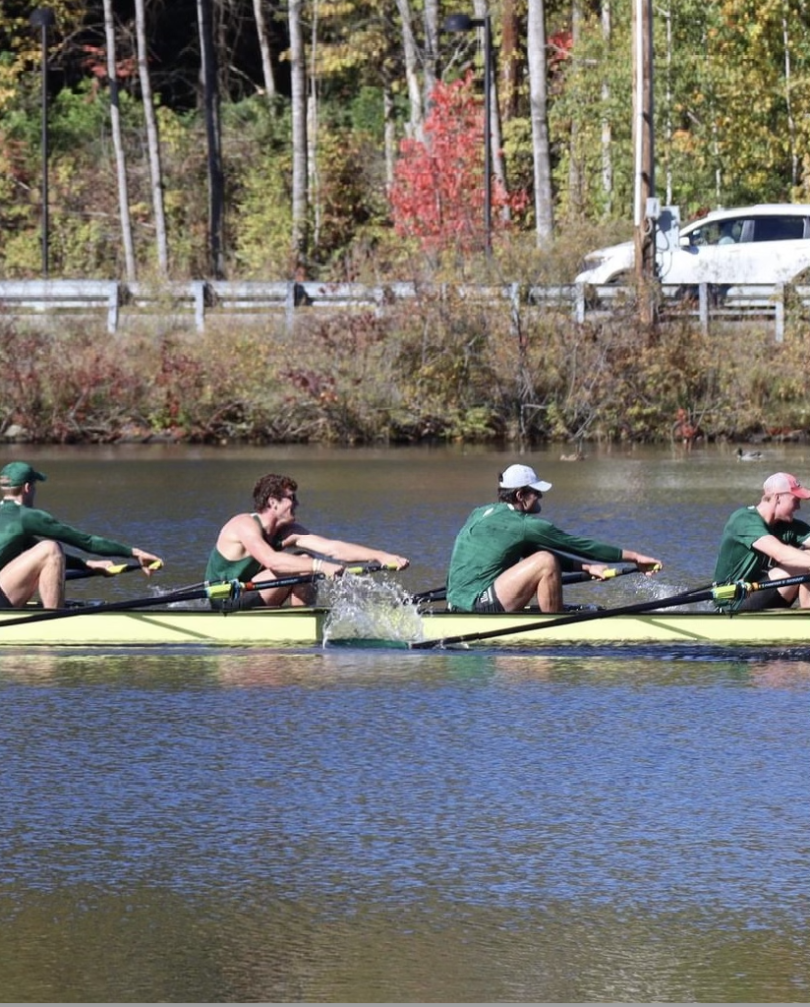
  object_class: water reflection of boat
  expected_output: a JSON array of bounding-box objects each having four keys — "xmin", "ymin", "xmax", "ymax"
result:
[{"xmin": 2, "ymin": 605, "xmax": 810, "ymax": 649}]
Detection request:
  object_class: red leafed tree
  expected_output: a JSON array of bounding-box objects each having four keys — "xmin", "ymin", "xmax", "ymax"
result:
[{"xmin": 389, "ymin": 71, "xmax": 525, "ymax": 255}]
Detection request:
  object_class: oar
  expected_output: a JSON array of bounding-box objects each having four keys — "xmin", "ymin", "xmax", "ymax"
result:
[
  {"xmin": 0, "ymin": 573, "xmax": 321, "ymax": 628},
  {"xmin": 408, "ymin": 573, "xmax": 810, "ymax": 650},
  {"xmin": 410, "ymin": 563, "xmax": 643, "ymax": 605},
  {"xmin": 0, "ymin": 562, "xmax": 392, "ymax": 630},
  {"xmin": 66, "ymin": 560, "xmax": 163, "ymax": 580}
]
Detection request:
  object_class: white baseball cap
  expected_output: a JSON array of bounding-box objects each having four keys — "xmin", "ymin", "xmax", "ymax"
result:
[{"xmin": 499, "ymin": 464, "xmax": 552, "ymax": 492}]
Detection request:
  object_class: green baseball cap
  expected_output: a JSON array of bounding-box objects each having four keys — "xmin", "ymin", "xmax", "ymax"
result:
[{"xmin": 0, "ymin": 462, "xmax": 47, "ymax": 488}]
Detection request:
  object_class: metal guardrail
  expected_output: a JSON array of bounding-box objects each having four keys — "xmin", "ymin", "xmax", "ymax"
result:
[{"xmin": 0, "ymin": 278, "xmax": 803, "ymax": 339}]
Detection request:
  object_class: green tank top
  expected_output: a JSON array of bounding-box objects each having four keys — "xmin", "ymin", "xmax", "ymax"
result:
[{"xmin": 204, "ymin": 514, "xmax": 283, "ymax": 584}]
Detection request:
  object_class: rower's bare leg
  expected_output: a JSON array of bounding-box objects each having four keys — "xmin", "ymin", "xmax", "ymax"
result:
[
  {"xmin": 767, "ymin": 565, "xmax": 809, "ymax": 607},
  {"xmin": 493, "ymin": 551, "xmax": 563, "ymax": 613},
  {"xmin": 0, "ymin": 540, "xmax": 66, "ymax": 609},
  {"xmin": 258, "ymin": 586, "xmax": 294, "ymax": 607},
  {"xmin": 290, "ymin": 583, "xmax": 316, "ymax": 606},
  {"xmin": 254, "ymin": 565, "xmax": 318, "ymax": 607}
]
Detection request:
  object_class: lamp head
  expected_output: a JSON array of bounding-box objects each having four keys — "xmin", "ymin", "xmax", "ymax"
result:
[
  {"xmin": 30, "ymin": 8, "xmax": 56, "ymax": 28},
  {"xmin": 443, "ymin": 13, "xmax": 481, "ymax": 32}
]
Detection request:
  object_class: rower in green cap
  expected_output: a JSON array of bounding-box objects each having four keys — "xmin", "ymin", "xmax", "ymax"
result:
[{"xmin": 0, "ymin": 461, "xmax": 163, "ymax": 609}]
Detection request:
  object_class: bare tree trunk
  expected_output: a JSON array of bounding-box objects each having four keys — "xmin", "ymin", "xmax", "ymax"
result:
[
  {"xmin": 134, "ymin": 0, "xmax": 169, "ymax": 276},
  {"xmin": 601, "ymin": 0, "xmax": 613, "ymax": 213},
  {"xmin": 308, "ymin": 4, "xmax": 320, "ymax": 249},
  {"xmin": 384, "ymin": 83, "xmax": 396, "ymax": 189},
  {"xmin": 783, "ymin": 12, "xmax": 798, "ymax": 188},
  {"xmin": 197, "ymin": 0, "xmax": 225, "ymax": 277},
  {"xmin": 500, "ymin": 0, "xmax": 520, "ymax": 120},
  {"xmin": 568, "ymin": 0, "xmax": 583, "ymax": 217},
  {"xmin": 422, "ymin": 0, "xmax": 438, "ymax": 104},
  {"xmin": 289, "ymin": 0, "xmax": 309, "ymax": 266},
  {"xmin": 527, "ymin": 0, "xmax": 554, "ymax": 244},
  {"xmin": 396, "ymin": 0, "xmax": 424, "ymax": 141},
  {"xmin": 103, "ymin": 0, "xmax": 136, "ymax": 280},
  {"xmin": 252, "ymin": 0, "xmax": 277, "ymax": 99}
]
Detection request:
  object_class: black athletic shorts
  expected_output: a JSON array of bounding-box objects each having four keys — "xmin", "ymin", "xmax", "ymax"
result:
[
  {"xmin": 734, "ymin": 586, "xmax": 794, "ymax": 612},
  {"xmin": 471, "ymin": 585, "xmax": 505, "ymax": 614}
]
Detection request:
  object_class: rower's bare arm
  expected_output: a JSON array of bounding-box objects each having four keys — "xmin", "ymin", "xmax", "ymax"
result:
[
  {"xmin": 230, "ymin": 518, "xmax": 325, "ymax": 576},
  {"xmin": 291, "ymin": 533, "xmax": 410, "ymax": 570},
  {"xmin": 131, "ymin": 548, "xmax": 164, "ymax": 575},
  {"xmin": 753, "ymin": 534, "xmax": 810, "ymax": 570},
  {"xmin": 620, "ymin": 550, "xmax": 663, "ymax": 575}
]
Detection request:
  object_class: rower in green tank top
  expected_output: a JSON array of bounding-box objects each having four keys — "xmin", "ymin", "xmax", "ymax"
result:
[{"xmin": 204, "ymin": 472, "xmax": 409, "ymax": 609}]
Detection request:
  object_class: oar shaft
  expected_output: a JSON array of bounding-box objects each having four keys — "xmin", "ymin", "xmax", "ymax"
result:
[
  {"xmin": 0, "ymin": 572, "xmax": 322, "ymax": 629},
  {"xmin": 410, "ymin": 570, "xmax": 810, "ymax": 649},
  {"xmin": 410, "ymin": 587, "xmax": 717, "ymax": 648}
]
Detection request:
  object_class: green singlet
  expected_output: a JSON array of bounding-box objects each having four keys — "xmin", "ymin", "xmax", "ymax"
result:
[
  {"xmin": 204, "ymin": 514, "xmax": 284, "ymax": 585},
  {"xmin": 446, "ymin": 502, "xmax": 623, "ymax": 612},
  {"xmin": 0, "ymin": 498, "xmax": 132, "ymax": 571}
]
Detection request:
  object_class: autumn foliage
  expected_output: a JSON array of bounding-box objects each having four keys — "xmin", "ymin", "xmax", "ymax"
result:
[{"xmin": 389, "ymin": 72, "xmax": 527, "ymax": 255}]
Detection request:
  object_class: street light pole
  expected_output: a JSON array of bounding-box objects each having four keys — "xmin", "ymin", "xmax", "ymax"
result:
[
  {"xmin": 30, "ymin": 7, "xmax": 56, "ymax": 279},
  {"xmin": 443, "ymin": 11, "xmax": 492, "ymax": 257}
]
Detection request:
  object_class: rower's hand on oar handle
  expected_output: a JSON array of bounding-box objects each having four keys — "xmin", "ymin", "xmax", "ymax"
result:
[
  {"xmin": 581, "ymin": 562, "xmax": 615, "ymax": 581},
  {"xmin": 624, "ymin": 553, "xmax": 663, "ymax": 576},
  {"xmin": 84, "ymin": 559, "xmax": 126, "ymax": 576},
  {"xmin": 131, "ymin": 548, "xmax": 164, "ymax": 576},
  {"xmin": 377, "ymin": 553, "xmax": 409, "ymax": 570},
  {"xmin": 581, "ymin": 559, "xmax": 662, "ymax": 581},
  {"xmin": 312, "ymin": 557, "xmax": 345, "ymax": 580}
]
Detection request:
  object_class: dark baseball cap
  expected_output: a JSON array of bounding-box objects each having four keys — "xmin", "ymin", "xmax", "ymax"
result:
[{"xmin": 0, "ymin": 462, "xmax": 47, "ymax": 488}]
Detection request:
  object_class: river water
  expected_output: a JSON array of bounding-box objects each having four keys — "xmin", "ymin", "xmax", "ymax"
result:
[{"xmin": 3, "ymin": 440, "xmax": 810, "ymax": 1002}]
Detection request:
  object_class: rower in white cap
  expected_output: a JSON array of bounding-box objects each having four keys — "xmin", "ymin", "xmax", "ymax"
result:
[{"xmin": 445, "ymin": 463, "xmax": 663, "ymax": 614}]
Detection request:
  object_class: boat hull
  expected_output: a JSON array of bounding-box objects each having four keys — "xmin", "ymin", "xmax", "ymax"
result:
[{"xmin": 0, "ymin": 606, "xmax": 810, "ymax": 648}]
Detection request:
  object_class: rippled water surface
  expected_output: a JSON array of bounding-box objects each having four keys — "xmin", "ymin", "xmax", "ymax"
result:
[{"xmin": 3, "ymin": 442, "xmax": 810, "ymax": 1001}]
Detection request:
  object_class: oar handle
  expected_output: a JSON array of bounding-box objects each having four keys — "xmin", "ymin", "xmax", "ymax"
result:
[
  {"xmin": 66, "ymin": 559, "xmax": 163, "ymax": 580},
  {"xmin": 238, "ymin": 562, "xmax": 394, "ymax": 595},
  {"xmin": 411, "ymin": 565, "xmax": 644, "ymax": 605}
]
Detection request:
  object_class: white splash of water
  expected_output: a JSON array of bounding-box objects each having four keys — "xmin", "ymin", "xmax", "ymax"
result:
[{"xmin": 321, "ymin": 574, "xmax": 424, "ymax": 643}]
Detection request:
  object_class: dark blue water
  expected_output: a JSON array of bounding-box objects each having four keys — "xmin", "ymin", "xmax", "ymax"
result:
[{"xmin": 1, "ymin": 443, "xmax": 810, "ymax": 1001}]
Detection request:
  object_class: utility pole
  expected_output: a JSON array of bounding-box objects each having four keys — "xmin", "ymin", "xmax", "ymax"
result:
[{"xmin": 633, "ymin": 0, "xmax": 656, "ymax": 324}]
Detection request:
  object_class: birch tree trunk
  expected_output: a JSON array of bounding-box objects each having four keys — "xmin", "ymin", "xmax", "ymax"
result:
[
  {"xmin": 197, "ymin": 0, "xmax": 224, "ymax": 277},
  {"xmin": 308, "ymin": 5, "xmax": 320, "ymax": 249},
  {"xmin": 568, "ymin": 0, "xmax": 583, "ymax": 217},
  {"xmin": 252, "ymin": 0, "xmax": 277, "ymax": 99},
  {"xmin": 289, "ymin": 0, "xmax": 309, "ymax": 265},
  {"xmin": 134, "ymin": 0, "xmax": 169, "ymax": 276},
  {"xmin": 422, "ymin": 0, "xmax": 438, "ymax": 105},
  {"xmin": 103, "ymin": 0, "xmax": 136, "ymax": 280},
  {"xmin": 527, "ymin": 0, "xmax": 554, "ymax": 244},
  {"xmin": 601, "ymin": 0, "xmax": 613, "ymax": 213},
  {"xmin": 384, "ymin": 83, "xmax": 396, "ymax": 189},
  {"xmin": 500, "ymin": 0, "xmax": 520, "ymax": 120},
  {"xmin": 395, "ymin": 0, "xmax": 424, "ymax": 141}
]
